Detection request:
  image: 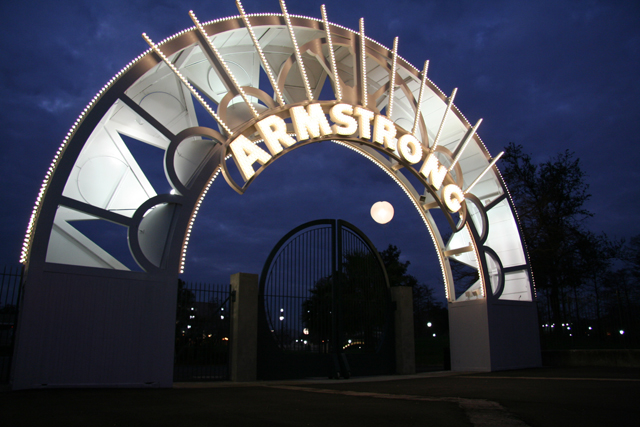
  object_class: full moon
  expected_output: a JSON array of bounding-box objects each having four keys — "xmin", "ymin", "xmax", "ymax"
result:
[{"xmin": 370, "ymin": 201, "xmax": 394, "ymax": 224}]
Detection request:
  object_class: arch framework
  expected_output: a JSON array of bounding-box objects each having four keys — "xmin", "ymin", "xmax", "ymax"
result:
[{"xmin": 13, "ymin": 2, "xmax": 540, "ymax": 389}]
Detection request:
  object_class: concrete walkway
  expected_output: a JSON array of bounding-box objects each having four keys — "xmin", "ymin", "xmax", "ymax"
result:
[{"xmin": 2, "ymin": 367, "xmax": 639, "ymax": 426}]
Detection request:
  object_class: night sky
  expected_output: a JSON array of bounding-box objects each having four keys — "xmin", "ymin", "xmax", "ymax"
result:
[{"xmin": 1, "ymin": 0, "xmax": 639, "ymax": 301}]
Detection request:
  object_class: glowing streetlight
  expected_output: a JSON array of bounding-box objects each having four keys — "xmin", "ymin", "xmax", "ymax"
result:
[{"xmin": 371, "ymin": 201, "xmax": 394, "ymax": 224}]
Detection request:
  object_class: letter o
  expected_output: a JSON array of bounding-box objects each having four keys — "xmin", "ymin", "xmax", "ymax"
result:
[{"xmin": 397, "ymin": 134, "xmax": 423, "ymax": 164}]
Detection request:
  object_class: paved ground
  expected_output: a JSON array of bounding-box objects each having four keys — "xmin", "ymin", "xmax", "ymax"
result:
[{"xmin": 2, "ymin": 367, "xmax": 639, "ymax": 426}]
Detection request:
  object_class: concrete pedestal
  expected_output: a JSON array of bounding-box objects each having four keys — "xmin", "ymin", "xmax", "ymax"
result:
[
  {"xmin": 230, "ymin": 273, "xmax": 259, "ymax": 382},
  {"xmin": 11, "ymin": 266, "xmax": 177, "ymax": 390},
  {"xmin": 391, "ymin": 286, "xmax": 415, "ymax": 375},
  {"xmin": 448, "ymin": 298, "xmax": 541, "ymax": 371}
]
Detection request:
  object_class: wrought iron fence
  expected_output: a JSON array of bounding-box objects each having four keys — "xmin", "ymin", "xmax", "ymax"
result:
[
  {"xmin": 174, "ymin": 280, "xmax": 231, "ymax": 382},
  {"xmin": 0, "ymin": 265, "xmax": 23, "ymax": 383}
]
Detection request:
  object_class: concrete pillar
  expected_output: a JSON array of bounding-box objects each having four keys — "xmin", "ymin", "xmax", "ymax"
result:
[
  {"xmin": 11, "ymin": 268, "xmax": 178, "ymax": 389},
  {"xmin": 448, "ymin": 298, "xmax": 542, "ymax": 371},
  {"xmin": 230, "ymin": 273, "xmax": 259, "ymax": 382},
  {"xmin": 391, "ymin": 286, "xmax": 415, "ymax": 374},
  {"xmin": 448, "ymin": 299, "xmax": 491, "ymax": 371}
]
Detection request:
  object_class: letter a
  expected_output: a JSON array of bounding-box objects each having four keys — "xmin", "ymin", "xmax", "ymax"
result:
[{"xmin": 229, "ymin": 135, "xmax": 273, "ymax": 181}]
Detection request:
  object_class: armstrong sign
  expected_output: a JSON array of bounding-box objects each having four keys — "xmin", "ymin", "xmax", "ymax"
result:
[{"xmin": 224, "ymin": 100, "xmax": 489, "ymax": 220}]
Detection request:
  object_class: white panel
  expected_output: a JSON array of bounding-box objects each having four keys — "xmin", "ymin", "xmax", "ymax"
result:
[
  {"xmin": 62, "ymin": 115, "xmax": 157, "ymax": 216},
  {"xmin": 110, "ymin": 103, "xmax": 171, "ymax": 150},
  {"xmin": 468, "ymin": 200, "xmax": 485, "ymax": 238},
  {"xmin": 446, "ymin": 227, "xmax": 477, "ymax": 268},
  {"xmin": 11, "ymin": 271, "xmax": 177, "ymax": 389},
  {"xmin": 77, "ymin": 156, "xmax": 129, "ymax": 207},
  {"xmin": 174, "ymin": 138, "xmax": 219, "ymax": 188},
  {"xmin": 448, "ymin": 299, "xmax": 491, "ymax": 371},
  {"xmin": 108, "ymin": 168, "xmax": 154, "ymax": 213},
  {"xmin": 485, "ymin": 199, "xmax": 526, "ymax": 267},
  {"xmin": 138, "ymin": 203, "xmax": 176, "ymax": 267},
  {"xmin": 124, "ymin": 65, "xmax": 195, "ymax": 134},
  {"xmin": 457, "ymin": 280, "xmax": 483, "ymax": 302},
  {"xmin": 501, "ymin": 270, "xmax": 532, "ymax": 301},
  {"xmin": 46, "ymin": 207, "xmax": 128, "ymax": 270}
]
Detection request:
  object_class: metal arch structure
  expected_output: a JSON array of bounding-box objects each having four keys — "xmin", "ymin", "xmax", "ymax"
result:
[{"xmin": 13, "ymin": 1, "xmax": 540, "ymax": 389}]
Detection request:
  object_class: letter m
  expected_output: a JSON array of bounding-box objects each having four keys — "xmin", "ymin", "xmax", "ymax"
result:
[{"xmin": 290, "ymin": 103, "xmax": 332, "ymax": 141}]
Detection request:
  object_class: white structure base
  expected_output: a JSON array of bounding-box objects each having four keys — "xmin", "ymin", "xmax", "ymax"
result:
[
  {"xmin": 11, "ymin": 266, "xmax": 177, "ymax": 390},
  {"xmin": 449, "ymin": 299, "xmax": 541, "ymax": 371}
]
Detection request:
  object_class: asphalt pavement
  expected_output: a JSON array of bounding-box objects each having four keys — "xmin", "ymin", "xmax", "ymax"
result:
[{"xmin": 2, "ymin": 367, "xmax": 639, "ymax": 426}]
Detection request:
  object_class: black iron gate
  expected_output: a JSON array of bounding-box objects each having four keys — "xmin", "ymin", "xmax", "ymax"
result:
[
  {"xmin": 258, "ymin": 219, "xmax": 394, "ymax": 380},
  {"xmin": 174, "ymin": 281, "xmax": 231, "ymax": 382}
]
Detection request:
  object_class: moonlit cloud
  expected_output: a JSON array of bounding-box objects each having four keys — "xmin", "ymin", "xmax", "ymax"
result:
[{"xmin": 37, "ymin": 97, "xmax": 73, "ymax": 113}]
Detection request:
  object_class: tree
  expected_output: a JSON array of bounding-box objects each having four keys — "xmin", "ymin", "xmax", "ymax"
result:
[
  {"xmin": 501, "ymin": 143, "xmax": 593, "ymax": 329},
  {"xmin": 617, "ymin": 235, "xmax": 640, "ymax": 340},
  {"xmin": 623, "ymin": 235, "xmax": 640, "ymax": 281},
  {"xmin": 302, "ymin": 250, "xmax": 387, "ymax": 352},
  {"xmin": 380, "ymin": 245, "xmax": 418, "ymax": 287},
  {"xmin": 302, "ymin": 245, "xmax": 446, "ymax": 351},
  {"xmin": 377, "ymin": 245, "xmax": 446, "ymax": 337},
  {"xmin": 301, "ymin": 276, "xmax": 333, "ymax": 349},
  {"xmin": 175, "ymin": 279, "xmax": 196, "ymax": 340},
  {"xmin": 502, "ymin": 143, "xmax": 640, "ymax": 348}
]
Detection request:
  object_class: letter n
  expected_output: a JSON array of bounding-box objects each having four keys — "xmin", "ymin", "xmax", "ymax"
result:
[{"xmin": 419, "ymin": 153, "xmax": 448, "ymax": 190}]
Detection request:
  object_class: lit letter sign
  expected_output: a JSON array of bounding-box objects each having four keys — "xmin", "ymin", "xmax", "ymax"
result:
[
  {"xmin": 225, "ymin": 99, "xmax": 493, "ymax": 224},
  {"xmin": 255, "ymin": 115, "xmax": 297, "ymax": 155},
  {"xmin": 290, "ymin": 103, "xmax": 332, "ymax": 141},
  {"xmin": 330, "ymin": 103, "xmax": 358, "ymax": 136},
  {"xmin": 443, "ymin": 184, "xmax": 464, "ymax": 213},
  {"xmin": 229, "ymin": 134, "xmax": 273, "ymax": 181},
  {"xmin": 353, "ymin": 106, "xmax": 374, "ymax": 140},
  {"xmin": 372, "ymin": 115, "xmax": 397, "ymax": 151},
  {"xmin": 419, "ymin": 153, "xmax": 448, "ymax": 190},
  {"xmin": 397, "ymin": 134, "xmax": 423, "ymax": 164}
]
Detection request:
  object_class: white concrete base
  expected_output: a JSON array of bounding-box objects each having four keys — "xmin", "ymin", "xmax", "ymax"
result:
[
  {"xmin": 448, "ymin": 298, "xmax": 541, "ymax": 371},
  {"xmin": 391, "ymin": 286, "xmax": 415, "ymax": 375},
  {"xmin": 11, "ymin": 265, "xmax": 177, "ymax": 390},
  {"xmin": 230, "ymin": 273, "xmax": 259, "ymax": 382}
]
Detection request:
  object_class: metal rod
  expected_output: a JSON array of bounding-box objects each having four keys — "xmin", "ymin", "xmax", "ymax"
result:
[
  {"xmin": 236, "ymin": 0, "xmax": 286, "ymax": 107},
  {"xmin": 280, "ymin": 0, "xmax": 314, "ymax": 101},
  {"xmin": 387, "ymin": 37, "xmax": 399, "ymax": 118},
  {"xmin": 412, "ymin": 60, "xmax": 429, "ymax": 136},
  {"xmin": 189, "ymin": 10, "xmax": 259, "ymax": 119},
  {"xmin": 142, "ymin": 33, "xmax": 232, "ymax": 135},
  {"xmin": 321, "ymin": 4, "xmax": 342, "ymax": 102}
]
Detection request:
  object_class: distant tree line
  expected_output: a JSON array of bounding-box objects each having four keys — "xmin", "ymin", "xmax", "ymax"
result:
[{"xmin": 502, "ymin": 143, "xmax": 640, "ymax": 349}]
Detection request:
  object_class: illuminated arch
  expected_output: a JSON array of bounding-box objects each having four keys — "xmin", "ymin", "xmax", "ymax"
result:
[
  {"xmin": 22, "ymin": 3, "xmax": 533, "ymax": 304},
  {"xmin": 12, "ymin": 2, "xmax": 543, "ymax": 388}
]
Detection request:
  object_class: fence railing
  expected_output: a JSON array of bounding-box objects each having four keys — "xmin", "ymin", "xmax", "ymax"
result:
[
  {"xmin": 0, "ymin": 265, "xmax": 23, "ymax": 383},
  {"xmin": 174, "ymin": 280, "xmax": 231, "ymax": 382}
]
